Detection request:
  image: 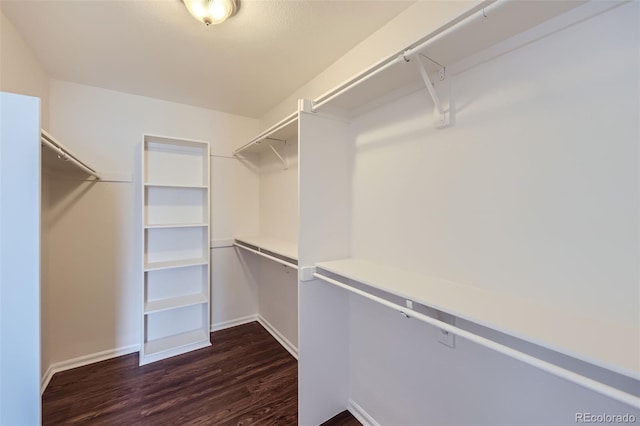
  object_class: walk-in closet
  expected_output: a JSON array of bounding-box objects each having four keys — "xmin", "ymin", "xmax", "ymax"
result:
[{"xmin": 1, "ymin": 0, "xmax": 638, "ymax": 425}]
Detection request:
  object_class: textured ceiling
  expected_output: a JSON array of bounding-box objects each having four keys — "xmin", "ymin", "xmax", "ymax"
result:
[{"xmin": 1, "ymin": 0, "xmax": 415, "ymax": 118}]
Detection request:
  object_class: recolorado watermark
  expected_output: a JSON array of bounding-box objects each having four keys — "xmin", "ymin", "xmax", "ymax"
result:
[{"xmin": 576, "ymin": 413, "xmax": 636, "ymax": 423}]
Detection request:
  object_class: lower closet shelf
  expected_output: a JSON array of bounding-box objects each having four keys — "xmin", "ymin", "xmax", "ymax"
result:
[
  {"xmin": 143, "ymin": 329, "xmax": 210, "ymax": 360},
  {"xmin": 234, "ymin": 236, "xmax": 298, "ymax": 268},
  {"xmin": 144, "ymin": 293, "xmax": 208, "ymax": 314},
  {"xmin": 314, "ymin": 258, "xmax": 639, "ymax": 380},
  {"xmin": 144, "ymin": 258, "xmax": 208, "ymax": 271}
]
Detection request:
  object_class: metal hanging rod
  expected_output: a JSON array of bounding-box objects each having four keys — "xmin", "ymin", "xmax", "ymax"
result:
[
  {"xmin": 313, "ymin": 272, "xmax": 640, "ymax": 409},
  {"xmin": 234, "ymin": 242, "xmax": 298, "ymax": 270},
  {"xmin": 234, "ymin": 112, "xmax": 297, "ymax": 156},
  {"xmin": 41, "ymin": 130, "xmax": 101, "ymax": 179},
  {"xmin": 311, "ymin": 0, "xmax": 500, "ymax": 112}
]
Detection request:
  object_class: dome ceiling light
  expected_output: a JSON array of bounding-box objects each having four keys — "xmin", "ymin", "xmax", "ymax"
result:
[{"xmin": 183, "ymin": 0, "xmax": 238, "ymax": 26}]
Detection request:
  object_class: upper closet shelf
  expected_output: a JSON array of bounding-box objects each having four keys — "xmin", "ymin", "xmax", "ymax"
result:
[
  {"xmin": 41, "ymin": 129, "xmax": 100, "ymax": 179},
  {"xmin": 313, "ymin": 258, "xmax": 639, "ymax": 382},
  {"xmin": 234, "ymin": 236, "xmax": 298, "ymax": 269},
  {"xmin": 234, "ymin": 112, "xmax": 297, "ymax": 168},
  {"xmin": 309, "ymin": 0, "xmax": 594, "ymax": 115}
]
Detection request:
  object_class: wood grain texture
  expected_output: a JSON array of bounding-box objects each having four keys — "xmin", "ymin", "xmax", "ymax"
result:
[{"xmin": 43, "ymin": 322, "xmax": 360, "ymax": 425}]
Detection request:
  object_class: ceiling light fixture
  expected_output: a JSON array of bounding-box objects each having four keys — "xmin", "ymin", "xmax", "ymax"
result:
[{"xmin": 183, "ymin": 0, "xmax": 238, "ymax": 26}]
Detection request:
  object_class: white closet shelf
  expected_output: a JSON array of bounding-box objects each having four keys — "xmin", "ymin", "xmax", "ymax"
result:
[
  {"xmin": 314, "ymin": 258, "xmax": 639, "ymax": 380},
  {"xmin": 41, "ymin": 129, "xmax": 101, "ymax": 178},
  {"xmin": 311, "ymin": 0, "xmax": 585, "ymax": 114},
  {"xmin": 144, "ymin": 293, "xmax": 208, "ymax": 314},
  {"xmin": 144, "ymin": 223, "xmax": 208, "ymax": 229},
  {"xmin": 234, "ymin": 236, "xmax": 298, "ymax": 269},
  {"xmin": 144, "ymin": 258, "xmax": 208, "ymax": 272},
  {"xmin": 144, "ymin": 329, "xmax": 210, "ymax": 358},
  {"xmin": 234, "ymin": 112, "xmax": 297, "ymax": 157},
  {"xmin": 144, "ymin": 183, "xmax": 207, "ymax": 189}
]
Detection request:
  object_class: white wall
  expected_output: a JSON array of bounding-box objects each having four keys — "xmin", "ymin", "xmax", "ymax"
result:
[
  {"xmin": 44, "ymin": 80, "xmax": 259, "ymax": 369},
  {"xmin": 344, "ymin": 2, "xmax": 638, "ymax": 423},
  {"xmin": 1, "ymin": 8, "xmax": 52, "ymax": 378},
  {"xmin": 259, "ymin": 1, "xmax": 481, "ymax": 129},
  {"xmin": 0, "ymin": 10, "xmax": 49, "ymax": 129},
  {"xmin": 257, "ymin": 140, "xmax": 299, "ymax": 348}
]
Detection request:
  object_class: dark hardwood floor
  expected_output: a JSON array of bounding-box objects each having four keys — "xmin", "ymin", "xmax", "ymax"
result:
[{"xmin": 42, "ymin": 322, "xmax": 360, "ymax": 426}]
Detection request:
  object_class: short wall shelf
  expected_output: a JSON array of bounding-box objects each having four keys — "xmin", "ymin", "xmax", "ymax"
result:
[{"xmin": 234, "ymin": 236, "xmax": 298, "ymax": 269}]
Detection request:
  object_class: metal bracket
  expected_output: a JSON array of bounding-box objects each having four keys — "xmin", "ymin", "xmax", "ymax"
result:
[
  {"xmin": 414, "ymin": 55, "xmax": 451, "ymax": 128},
  {"xmin": 265, "ymin": 137, "xmax": 288, "ymax": 170}
]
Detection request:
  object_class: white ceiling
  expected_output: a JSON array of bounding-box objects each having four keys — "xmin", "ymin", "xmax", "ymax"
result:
[{"xmin": 1, "ymin": 0, "xmax": 414, "ymax": 118}]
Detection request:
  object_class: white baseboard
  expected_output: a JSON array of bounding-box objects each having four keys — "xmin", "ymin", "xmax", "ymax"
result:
[
  {"xmin": 41, "ymin": 344, "xmax": 139, "ymax": 395},
  {"xmin": 211, "ymin": 314, "xmax": 258, "ymax": 332},
  {"xmin": 348, "ymin": 400, "xmax": 380, "ymax": 426},
  {"xmin": 257, "ymin": 315, "xmax": 298, "ymax": 360}
]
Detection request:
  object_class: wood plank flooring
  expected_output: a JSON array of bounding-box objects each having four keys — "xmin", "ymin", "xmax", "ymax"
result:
[{"xmin": 42, "ymin": 322, "xmax": 360, "ymax": 426}]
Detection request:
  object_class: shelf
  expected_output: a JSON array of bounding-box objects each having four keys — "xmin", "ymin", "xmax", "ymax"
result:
[
  {"xmin": 144, "ymin": 183, "xmax": 207, "ymax": 189},
  {"xmin": 144, "ymin": 293, "xmax": 208, "ymax": 314},
  {"xmin": 234, "ymin": 237, "xmax": 298, "ymax": 269},
  {"xmin": 41, "ymin": 129, "xmax": 100, "ymax": 178},
  {"xmin": 234, "ymin": 112, "xmax": 298, "ymax": 157},
  {"xmin": 314, "ymin": 258, "xmax": 639, "ymax": 380},
  {"xmin": 144, "ymin": 223, "xmax": 208, "ymax": 229},
  {"xmin": 144, "ymin": 258, "xmax": 208, "ymax": 272},
  {"xmin": 312, "ymin": 1, "xmax": 585, "ymax": 115},
  {"xmin": 144, "ymin": 329, "xmax": 210, "ymax": 357}
]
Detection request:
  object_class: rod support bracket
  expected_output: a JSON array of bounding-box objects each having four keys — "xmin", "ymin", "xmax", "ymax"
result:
[
  {"xmin": 266, "ymin": 140, "xmax": 288, "ymax": 170},
  {"xmin": 414, "ymin": 55, "xmax": 451, "ymax": 128}
]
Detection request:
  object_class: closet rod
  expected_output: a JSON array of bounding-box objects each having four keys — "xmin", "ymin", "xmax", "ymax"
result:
[
  {"xmin": 313, "ymin": 272, "xmax": 640, "ymax": 409},
  {"xmin": 234, "ymin": 243, "xmax": 298, "ymax": 270},
  {"xmin": 41, "ymin": 132, "xmax": 100, "ymax": 179},
  {"xmin": 311, "ymin": 0, "xmax": 500, "ymax": 111},
  {"xmin": 234, "ymin": 112, "xmax": 297, "ymax": 156}
]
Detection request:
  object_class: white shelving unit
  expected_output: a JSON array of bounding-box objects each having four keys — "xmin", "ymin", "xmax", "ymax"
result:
[
  {"xmin": 140, "ymin": 135, "xmax": 211, "ymax": 365},
  {"xmin": 297, "ymin": 1, "xmax": 640, "ymax": 424}
]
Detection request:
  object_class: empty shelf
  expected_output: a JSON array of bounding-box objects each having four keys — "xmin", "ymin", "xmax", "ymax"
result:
[
  {"xmin": 144, "ymin": 258, "xmax": 208, "ymax": 272},
  {"xmin": 144, "ymin": 223, "xmax": 208, "ymax": 229},
  {"xmin": 144, "ymin": 183, "xmax": 207, "ymax": 189},
  {"xmin": 144, "ymin": 293, "xmax": 208, "ymax": 314},
  {"xmin": 144, "ymin": 329, "xmax": 210, "ymax": 357},
  {"xmin": 314, "ymin": 258, "xmax": 639, "ymax": 380}
]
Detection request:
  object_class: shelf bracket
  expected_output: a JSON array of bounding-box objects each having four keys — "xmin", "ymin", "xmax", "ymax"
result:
[
  {"xmin": 266, "ymin": 138, "xmax": 288, "ymax": 170},
  {"xmin": 414, "ymin": 54, "xmax": 451, "ymax": 128}
]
